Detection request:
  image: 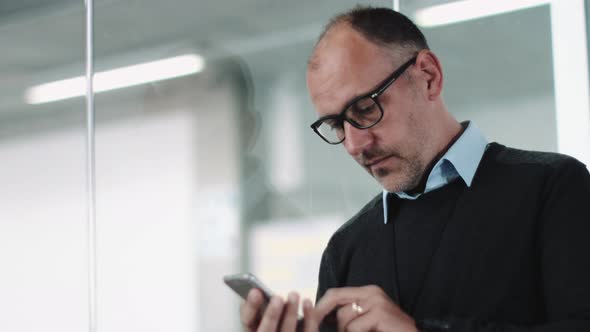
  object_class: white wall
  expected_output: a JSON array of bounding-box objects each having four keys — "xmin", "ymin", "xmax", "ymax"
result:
[{"xmin": 0, "ymin": 129, "xmax": 88, "ymax": 332}]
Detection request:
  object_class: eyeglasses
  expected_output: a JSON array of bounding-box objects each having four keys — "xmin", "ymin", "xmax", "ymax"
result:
[{"xmin": 310, "ymin": 56, "xmax": 417, "ymax": 145}]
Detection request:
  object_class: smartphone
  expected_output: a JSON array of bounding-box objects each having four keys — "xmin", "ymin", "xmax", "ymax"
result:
[
  {"xmin": 224, "ymin": 273, "xmax": 306, "ymax": 331},
  {"xmin": 223, "ymin": 272, "xmax": 274, "ymax": 303}
]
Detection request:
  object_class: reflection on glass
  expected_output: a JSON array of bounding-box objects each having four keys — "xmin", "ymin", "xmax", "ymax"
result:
[{"xmin": 25, "ymin": 54, "xmax": 205, "ymax": 104}]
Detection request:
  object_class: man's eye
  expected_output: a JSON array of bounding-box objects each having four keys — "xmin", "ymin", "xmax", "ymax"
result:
[
  {"xmin": 322, "ymin": 119, "xmax": 340, "ymax": 128},
  {"xmin": 354, "ymin": 104, "xmax": 376, "ymax": 114},
  {"xmin": 351, "ymin": 99, "xmax": 377, "ymax": 114},
  {"xmin": 324, "ymin": 118, "xmax": 343, "ymax": 130}
]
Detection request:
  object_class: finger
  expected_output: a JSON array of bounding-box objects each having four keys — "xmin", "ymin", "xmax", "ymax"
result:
[
  {"xmin": 258, "ymin": 296, "xmax": 285, "ymax": 332},
  {"xmin": 279, "ymin": 292, "xmax": 300, "ymax": 332},
  {"xmin": 344, "ymin": 309, "xmax": 379, "ymax": 332},
  {"xmin": 314, "ymin": 286, "xmax": 376, "ymax": 321},
  {"xmin": 240, "ymin": 288, "xmax": 266, "ymax": 330},
  {"xmin": 336, "ymin": 301, "xmax": 366, "ymax": 332},
  {"xmin": 302, "ymin": 298, "xmax": 320, "ymax": 332}
]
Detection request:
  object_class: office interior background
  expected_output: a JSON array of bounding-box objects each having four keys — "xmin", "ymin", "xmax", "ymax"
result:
[{"xmin": 1, "ymin": 0, "xmax": 589, "ymax": 331}]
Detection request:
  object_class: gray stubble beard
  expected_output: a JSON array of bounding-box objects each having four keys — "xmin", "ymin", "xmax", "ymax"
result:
[{"xmin": 374, "ymin": 155, "xmax": 425, "ymax": 193}]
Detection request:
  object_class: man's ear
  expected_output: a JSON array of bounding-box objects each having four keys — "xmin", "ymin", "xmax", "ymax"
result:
[{"xmin": 414, "ymin": 50, "xmax": 443, "ymax": 100}]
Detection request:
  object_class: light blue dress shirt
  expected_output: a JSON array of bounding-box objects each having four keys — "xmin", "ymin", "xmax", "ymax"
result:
[{"xmin": 382, "ymin": 121, "xmax": 488, "ymax": 224}]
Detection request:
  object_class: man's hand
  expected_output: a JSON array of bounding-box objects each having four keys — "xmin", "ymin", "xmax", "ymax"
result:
[
  {"xmin": 240, "ymin": 288, "xmax": 320, "ymax": 332},
  {"xmin": 312, "ymin": 285, "xmax": 418, "ymax": 332}
]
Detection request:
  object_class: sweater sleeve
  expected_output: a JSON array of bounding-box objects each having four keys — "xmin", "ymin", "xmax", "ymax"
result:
[{"xmin": 420, "ymin": 159, "xmax": 590, "ymax": 332}]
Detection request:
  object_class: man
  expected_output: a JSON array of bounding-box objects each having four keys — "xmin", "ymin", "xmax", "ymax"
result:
[{"xmin": 240, "ymin": 6, "xmax": 590, "ymax": 332}]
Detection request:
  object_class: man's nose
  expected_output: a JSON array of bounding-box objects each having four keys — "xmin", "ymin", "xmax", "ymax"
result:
[{"xmin": 343, "ymin": 122, "xmax": 374, "ymax": 156}]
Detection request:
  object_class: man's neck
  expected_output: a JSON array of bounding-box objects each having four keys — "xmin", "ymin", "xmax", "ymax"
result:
[{"xmin": 406, "ymin": 122, "xmax": 465, "ymax": 195}]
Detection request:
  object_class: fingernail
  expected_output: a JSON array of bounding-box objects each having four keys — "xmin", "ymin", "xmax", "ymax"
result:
[
  {"xmin": 288, "ymin": 292, "xmax": 299, "ymax": 304},
  {"xmin": 270, "ymin": 296, "xmax": 283, "ymax": 307}
]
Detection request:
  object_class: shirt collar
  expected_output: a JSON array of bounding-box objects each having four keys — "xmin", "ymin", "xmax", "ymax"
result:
[{"xmin": 382, "ymin": 121, "xmax": 488, "ymax": 224}]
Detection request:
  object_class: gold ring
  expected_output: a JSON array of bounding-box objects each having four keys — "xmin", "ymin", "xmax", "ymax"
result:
[{"xmin": 351, "ymin": 302, "xmax": 364, "ymax": 315}]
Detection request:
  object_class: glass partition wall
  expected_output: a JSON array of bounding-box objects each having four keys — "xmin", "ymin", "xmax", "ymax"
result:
[
  {"xmin": 400, "ymin": 0, "xmax": 590, "ymax": 164},
  {"xmin": 1, "ymin": 1, "xmax": 589, "ymax": 331},
  {"xmin": 92, "ymin": 1, "xmax": 391, "ymax": 331},
  {"xmin": 0, "ymin": 1, "xmax": 89, "ymax": 331}
]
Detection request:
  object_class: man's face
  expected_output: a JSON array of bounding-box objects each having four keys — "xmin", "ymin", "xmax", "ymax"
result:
[{"xmin": 307, "ymin": 26, "xmax": 432, "ymax": 193}]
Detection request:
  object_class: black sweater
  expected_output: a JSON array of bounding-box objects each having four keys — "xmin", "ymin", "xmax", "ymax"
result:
[{"xmin": 317, "ymin": 143, "xmax": 590, "ymax": 331}]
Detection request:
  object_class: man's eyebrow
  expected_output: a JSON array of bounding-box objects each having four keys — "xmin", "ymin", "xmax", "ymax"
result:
[
  {"xmin": 342, "ymin": 88, "xmax": 375, "ymax": 109},
  {"xmin": 320, "ymin": 113, "xmax": 337, "ymax": 121},
  {"xmin": 315, "ymin": 73, "xmax": 383, "ymax": 118},
  {"xmin": 320, "ymin": 91, "xmax": 368, "ymax": 120},
  {"xmin": 315, "ymin": 111, "xmax": 342, "ymax": 123},
  {"xmin": 344, "ymin": 72, "xmax": 390, "ymax": 107}
]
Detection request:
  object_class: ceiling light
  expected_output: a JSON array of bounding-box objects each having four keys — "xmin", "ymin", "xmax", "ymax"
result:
[
  {"xmin": 25, "ymin": 54, "xmax": 205, "ymax": 104},
  {"xmin": 414, "ymin": 0, "xmax": 550, "ymax": 28}
]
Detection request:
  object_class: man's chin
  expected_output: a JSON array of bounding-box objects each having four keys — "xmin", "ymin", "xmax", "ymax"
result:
[
  {"xmin": 376, "ymin": 176, "xmax": 401, "ymax": 193},
  {"xmin": 376, "ymin": 173, "xmax": 415, "ymax": 193}
]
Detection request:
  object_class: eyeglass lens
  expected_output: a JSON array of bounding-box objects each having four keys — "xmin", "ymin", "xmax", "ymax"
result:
[{"xmin": 316, "ymin": 97, "xmax": 381, "ymax": 144}]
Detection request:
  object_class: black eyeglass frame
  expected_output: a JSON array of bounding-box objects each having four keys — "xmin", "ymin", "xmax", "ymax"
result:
[{"xmin": 310, "ymin": 56, "xmax": 418, "ymax": 145}]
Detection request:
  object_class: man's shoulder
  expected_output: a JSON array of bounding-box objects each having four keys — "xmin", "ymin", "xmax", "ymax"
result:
[{"xmin": 485, "ymin": 142, "xmax": 585, "ymax": 172}]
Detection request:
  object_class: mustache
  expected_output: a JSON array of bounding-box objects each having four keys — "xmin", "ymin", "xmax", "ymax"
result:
[{"xmin": 358, "ymin": 148, "xmax": 401, "ymax": 166}]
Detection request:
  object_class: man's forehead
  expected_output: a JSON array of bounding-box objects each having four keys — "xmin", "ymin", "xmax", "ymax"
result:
[
  {"xmin": 312, "ymin": 25, "xmax": 381, "ymax": 69},
  {"xmin": 307, "ymin": 26, "xmax": 395, "ymax": 109}
]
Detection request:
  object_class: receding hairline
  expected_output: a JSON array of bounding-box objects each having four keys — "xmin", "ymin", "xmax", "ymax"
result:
[
  {"xmin": 307, "ymin": 22, "xmax": 419, "ymax": 73},
  {"xmin": 307, "ymin": 6, "xmax": 428, "ymax": 72}
]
